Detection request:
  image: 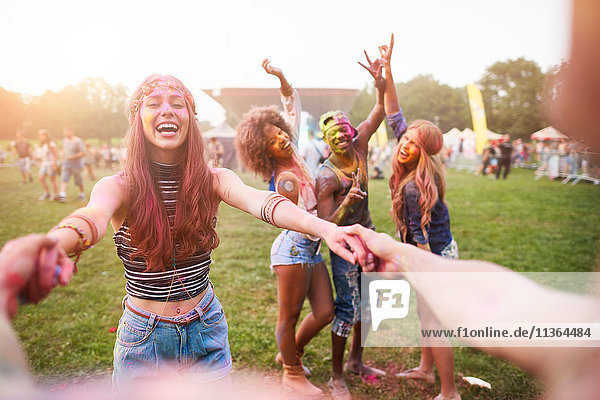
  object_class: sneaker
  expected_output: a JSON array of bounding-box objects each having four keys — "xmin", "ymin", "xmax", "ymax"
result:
[
  {"xmin": 50, "ymin": 194, "xmax": 57, "ymax": 201},
  {"xmin": 38, "ymin": 193, "xmax": 50, "ymax": 200},
  {"xmin": 78, "ymin": 193, "xmax": 86, "ymax": 201},
  {"xmin": 56, "ymin": 195, "xmax": 67, "ymax": 203}
]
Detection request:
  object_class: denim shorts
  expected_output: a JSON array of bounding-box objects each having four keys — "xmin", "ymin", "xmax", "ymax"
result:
[
  {"xmin": 39, "ymin": 162, "xmax": 56, "ymax": 177},
  {"xmin": 61, "ymin": 164, "xmax": 83, "ymax": 185},
  {"xmin": 112, "ymin": 284, "xmax": 232, "ymax": 391},
  {"xmin": 330, "ymin": 250, "xmax": 368, "ymax": 338},
  {"xmin": 269, "ymin": 230, "xmax": 323, "ymax": 267}
]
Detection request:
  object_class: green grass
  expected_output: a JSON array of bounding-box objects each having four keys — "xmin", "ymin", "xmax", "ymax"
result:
[{"xmin": 2, "ymin": 164, "xmax": 599, "ymax": 398}]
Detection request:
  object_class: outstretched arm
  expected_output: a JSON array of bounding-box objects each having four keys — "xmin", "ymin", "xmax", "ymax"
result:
[
  {"xmin": 46, "ymin": 175, "xmax": 126, "ymax": 269},
  {"xmin": 346, "ymin": 224, "xmax": 599, "ymax": 381},
  {"xmin": 213, "ymin": 168, "xmax": 366, "ymax": 264},
  {"xmin": 379, "ymin": 34, "xmax": 408, "ymax": 139},
  {"xmin": 355, "ymin": 50, "xmax": 386, "ymax": 152}
]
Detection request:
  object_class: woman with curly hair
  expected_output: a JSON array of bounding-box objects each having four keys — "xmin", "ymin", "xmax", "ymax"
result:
[
  {"xmin": 16, "ymin": 73, "xmax": 366, "ymax": 390},
  {"xmin": 235, "ymin": 60, "xmax": 333, "ymax": 396},
  {"xmin": 389, "ymin": 119, "xmax": 461, "ymax": 400}
]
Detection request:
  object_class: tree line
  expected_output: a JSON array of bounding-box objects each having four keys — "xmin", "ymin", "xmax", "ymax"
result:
[
  {"xmin": 0, "ymin": 78, "xmax": 130, "ymax": 141},
  {"xmin": 350, "ymin": 57, "xmax": 563, "ymax": 140},
  {"xmin": 0, "ymin": 58, "xmax": 562, "ymax": 141}
]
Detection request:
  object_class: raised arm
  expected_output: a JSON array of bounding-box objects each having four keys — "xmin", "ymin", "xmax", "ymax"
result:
[
  {"xmin": 355, "ymin": 51, "xmax": 386, "ymax": 152},
  {"xmin": 213, "ymin": 168, "xmax": 365, "ymax": 264},
  {"xmin": 379, "ymin": 34, "xmax": 408, "ymax": 140},
  {"xmin": 262, "ymin": 59, "xmax": 301, "ymax": 146}
]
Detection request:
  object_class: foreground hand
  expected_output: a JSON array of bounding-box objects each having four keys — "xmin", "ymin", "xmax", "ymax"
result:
[
  {"xmin": 344, "ymin": 224, "xmax": 409, "ymax": 272},
  {"xmin": 321, "ymin": 224, "xmax": 370, "ymax": 266},
  {"xmin": 262, "ymin": 58, "xmax": 283, "ymax": 78},
  {"xmin": 0, "ymin": 234, "xmax": 74, "ymax": 318}
]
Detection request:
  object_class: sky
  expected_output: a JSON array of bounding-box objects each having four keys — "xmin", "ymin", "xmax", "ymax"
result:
[{"xmin": 0, "ymin": 0, "xmax": 571, "ymax": 124}]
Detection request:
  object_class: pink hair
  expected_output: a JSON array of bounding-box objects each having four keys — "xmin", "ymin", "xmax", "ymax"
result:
[
  {"xmin": 389, "ymin": 120, "xmax": 446, "ymax": 242},
  {"xmin": 123, "ymin": 74, "xmax": 219, "ymax": 272}
]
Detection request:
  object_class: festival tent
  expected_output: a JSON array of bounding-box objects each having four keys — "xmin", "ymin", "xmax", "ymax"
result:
[
  {"xmin": 202, "ymin": 122, "xmax": 238, "ymax": 169},
  {"xmin": 443, "ymin": 127, "xmax": 462, "ymax": 148},
  {"xmin": 530, "ymin": 126, "xmax": 568, "ymax": 141},
  {"xmin": 460, "ymin": 128, "xmax": 476, "ymax": 139},
  {"xmin": 486, "ymin": 129, "xmax": 503, "ymax": 140}
]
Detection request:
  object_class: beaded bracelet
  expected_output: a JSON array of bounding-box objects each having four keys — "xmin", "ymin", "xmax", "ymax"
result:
[
  {"xmin": 260, "ymin": 193, "xmax": 290, "ymax": 226},
  {"xmin": 50, "ymin": 223, "xmax": 92, "ymax": 272},
  {"xmin": 68, "ymin": 213, "xmax": 98, "ymax": 245}
]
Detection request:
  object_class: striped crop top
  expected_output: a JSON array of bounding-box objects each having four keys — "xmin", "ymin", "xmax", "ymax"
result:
[{"xmin": 112, "ymin": 162, "xmax": 212, "ymax": 302}]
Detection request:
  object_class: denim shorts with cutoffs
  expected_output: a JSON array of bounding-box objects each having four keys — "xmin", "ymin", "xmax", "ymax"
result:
[
  {"xmin": 112, "ymin": 284, "xmax": 232, "ymax": 391},
  {"xmin": 269, "ymin": 229, "xmax": 323, "ymax": 268}
]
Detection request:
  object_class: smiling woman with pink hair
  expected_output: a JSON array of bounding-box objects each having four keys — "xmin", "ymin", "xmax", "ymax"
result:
[
  {"xmin": 14, "ymin": 73, "xmax": 366, "ymax": 390},
  {"xmin": 390, "ymin": 120, "xmax": 461, "ymax": 400}
]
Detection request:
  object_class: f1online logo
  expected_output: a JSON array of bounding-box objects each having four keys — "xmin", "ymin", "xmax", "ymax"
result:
[{"xmin": 369, "ymin": 280, "xmax": 411, "ymax": 331}]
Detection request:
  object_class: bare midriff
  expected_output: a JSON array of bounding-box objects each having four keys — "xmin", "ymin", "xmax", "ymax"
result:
[{"xmin": 129, "ymin": 287, "xmax": 208, "ymax": 317}]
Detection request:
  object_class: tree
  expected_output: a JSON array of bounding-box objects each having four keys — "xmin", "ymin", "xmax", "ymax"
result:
[
  {"xmin": 349, "ymin": 75, "xmax": 470, "ymax": 135},
  {"xmin": 479, "ymin": 58, "xmax": 547, "ymax": 139},
  {"xmin": 0, "ymin": 88, "xmax": 25, "ymax": 139},
  {"xmin": 26, "ymin": 78, "xmax": 129, "ymax": 140}
]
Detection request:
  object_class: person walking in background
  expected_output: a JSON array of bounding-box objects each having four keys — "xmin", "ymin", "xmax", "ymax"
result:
[
  {"xmin": 37, "ymin": 129, "xmax": 59, "ymax": 201},
  {"xmin": 58, "ymin": 127, "xmax": 86, "ymax": 202},
  {"xmin": 11, "ymin": 130, "xmax": 33, "ymax": 184},
  {"xmin": 495, "ymin": 134, "xmax": 513, "ymax": 179},
  {"xmin": 207, "ymin": 137, "xmax": 224, "ymax": 168},
  {"xmin": 301, "ymin": 129, "xmax": 329, "ymax": 178},
  {"xmin": 83, "ymin": 142, "xmax": 96, "ymax": 181}
]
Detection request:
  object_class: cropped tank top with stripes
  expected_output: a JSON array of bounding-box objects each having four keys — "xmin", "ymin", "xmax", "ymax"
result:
[{"xmin": 112, "ymin": 162, "xmax": 212, "ymax": 302}]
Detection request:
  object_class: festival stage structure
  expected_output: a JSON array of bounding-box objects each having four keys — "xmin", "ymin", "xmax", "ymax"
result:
[{"xmin": 202, "ymin": 88, "xmax": 359, "ymax": 130}]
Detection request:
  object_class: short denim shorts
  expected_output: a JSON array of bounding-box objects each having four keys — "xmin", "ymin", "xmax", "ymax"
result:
[
  {"xmin": 61, "ymin": 164, "xmax": 83, "ymax": 185},
  {"xmin": 112, "ymin": 284, "xmax": 232, "ymax": 391},
  {"xmin": 39, "ymin": 162, "xmax": 56, "ymax": 177},
  {"xmin": 269, "ymin": 229, "xmax": 323, "ymax": 267}
]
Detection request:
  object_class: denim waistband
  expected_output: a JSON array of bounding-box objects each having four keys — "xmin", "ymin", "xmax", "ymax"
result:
[{"xmin": 123, "ymin": 283, "xmax": 215, "ymax": 325}]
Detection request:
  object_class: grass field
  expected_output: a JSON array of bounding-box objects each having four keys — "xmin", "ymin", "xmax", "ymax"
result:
[{"xmin": 2, "ymin": 163, "xmax": 599, "ymax": 399}]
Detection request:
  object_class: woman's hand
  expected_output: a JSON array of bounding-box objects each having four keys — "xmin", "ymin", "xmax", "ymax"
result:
[
  {"xmin": 344, "ymin": 224, "xmax": 409, "ymax": 272},
  {"xmin": 378, "ymin": 34, "xmax": 394, "ymax": 67},
  {"xmin": 262, "ymin": 58, "xmax": 284, "ymax": 79},
  {"xmin": 320, "ymin": 224, "xmax": 370, "ymax": 266}
]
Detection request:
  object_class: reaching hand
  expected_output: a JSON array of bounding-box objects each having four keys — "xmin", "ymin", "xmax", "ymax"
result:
[
  {"xmin": 262, "ymin": 58, "xmax": 284, "ymax": 79},
  {"xmin": 378, "ymin": 34, "xmax": 394, "ymax": 67},
  {"xmin": 344, "ymin": 224, "xmax": 409, "ymax": 272},
  {"xmin": 0, "ymin": 234, "xmax": 75, "ymax": 318},
  {"xmin": 321, "ymin": 225, "xmax": 370, "ymax": 266},
  {"xmin": 343, "ymin": 169, "xmax": 367, "ymax": 207},
  {"xmin": 358, "ymin": 51, "xmax": 385, "ymax": 91}
]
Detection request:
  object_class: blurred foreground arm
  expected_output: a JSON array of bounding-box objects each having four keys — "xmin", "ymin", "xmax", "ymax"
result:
[{"xmin": 346, "ymin": 224, "xmax": 599, "ymax": 380}]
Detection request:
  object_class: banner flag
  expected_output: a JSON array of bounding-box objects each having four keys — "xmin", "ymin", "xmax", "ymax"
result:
[{"xmin": 466, "ymin": 84, "xmax": 488, "ymax": 154}]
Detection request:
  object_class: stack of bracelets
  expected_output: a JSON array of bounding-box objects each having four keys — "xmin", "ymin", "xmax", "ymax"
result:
[
  {"xmin": 260, "ymin": 193, "xmax": 290, "ymax": 226},
  {"xmin": 50, "ymin": 213, "xmax": 99, "ymax": 272}
]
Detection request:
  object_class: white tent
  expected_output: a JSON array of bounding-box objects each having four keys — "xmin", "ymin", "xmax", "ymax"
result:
[
  {"xmin": 530, "ymin": 126, "xmax": 568, "ymax": 141},
  {"xmin": 203, "ymin": 122, "xmax": 236, "ymax": 138},
  {"xmin": 444, "ymin": 127, "xmax": 462, "ymax": 137},
  {"xmin": 486, "ymin": 129, "xmax": 503, "ymax": 140}
]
